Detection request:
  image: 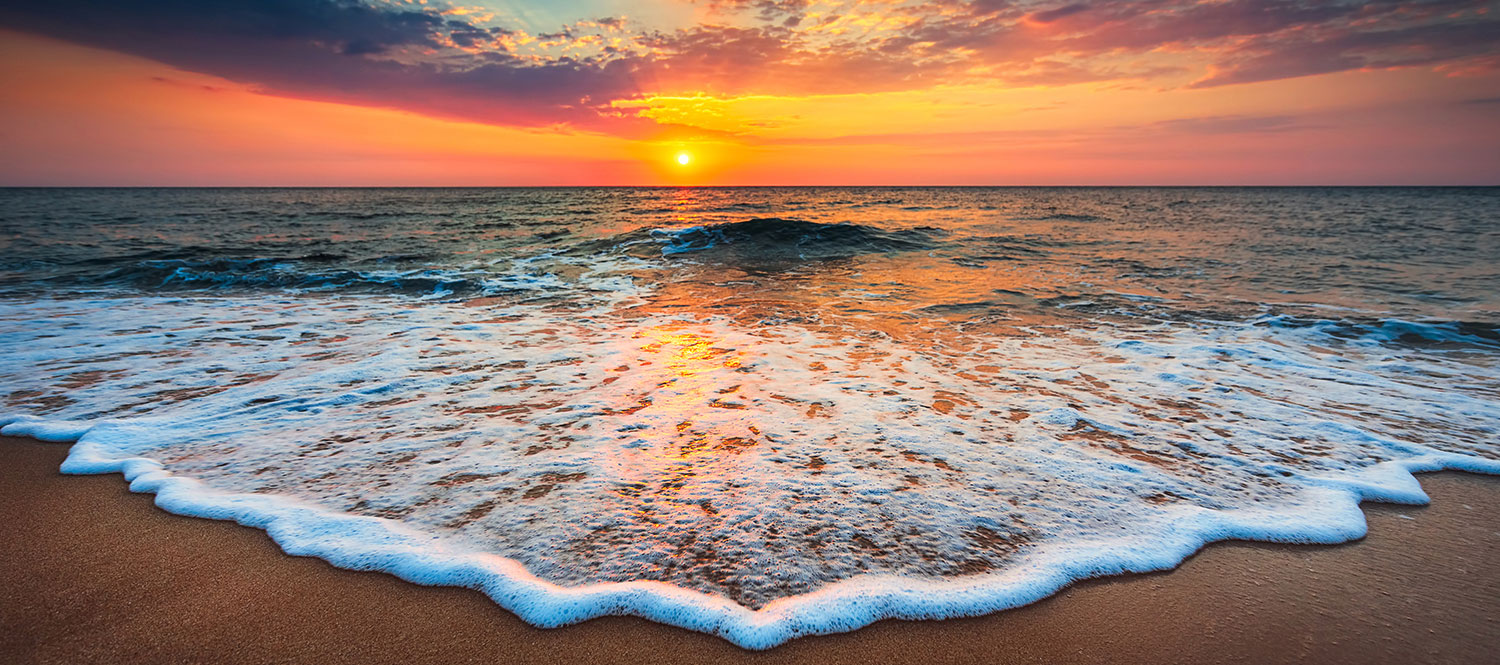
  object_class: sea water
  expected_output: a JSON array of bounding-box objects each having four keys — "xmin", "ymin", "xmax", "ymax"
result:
[{"xmin": 1, "ymin": 187, "xmax": 1496, "ymax": 647}]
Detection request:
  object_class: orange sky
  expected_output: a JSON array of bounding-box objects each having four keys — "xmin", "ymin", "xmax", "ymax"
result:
[{"xmin": 1, "ymin": 1, "xmax": 1498, "ymax": 185}]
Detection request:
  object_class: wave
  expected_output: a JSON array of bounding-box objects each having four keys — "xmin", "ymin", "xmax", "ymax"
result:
[
  {"xmin": 1256, "ymin": 314, "xmax": 1500, "ymax": 348},
  {"xmin": 78, "ymin": 258, "xmax": 485, "ymax": 297},
  {"xmin": 21, "ymin": 255, "xmax": 590, "ymax": 300},
  {"xmin": 618, "ymin": 218, "xmax": 946, "ymax": 262},
  {"xmin": 11, "ymin": 218, "xmax": 950, "ymax": 295},
  {"xmin": 1016, "ymin": 213, "xmax": 1107, "ymax": 223}
]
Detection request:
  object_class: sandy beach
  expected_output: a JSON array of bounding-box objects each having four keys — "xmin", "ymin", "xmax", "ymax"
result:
[{"xmin": 1, "ymin": 434, "xmax": 1496, "ymax": 664}]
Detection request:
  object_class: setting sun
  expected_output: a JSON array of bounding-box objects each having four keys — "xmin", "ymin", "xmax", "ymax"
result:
[{"xmin": 676, "ymin": 152, "xmax": 691, "ymax": 166}]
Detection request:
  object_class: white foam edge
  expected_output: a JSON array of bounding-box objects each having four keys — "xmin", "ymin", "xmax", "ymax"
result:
[{"xmin": 3, "ymin": 413, "xmax": 1497, "ymax": 650}]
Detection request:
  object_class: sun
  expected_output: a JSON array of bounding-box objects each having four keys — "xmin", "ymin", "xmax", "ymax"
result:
[{"xmin": 676, "ymin": 151, "xmax": 691, "ymax": 166}]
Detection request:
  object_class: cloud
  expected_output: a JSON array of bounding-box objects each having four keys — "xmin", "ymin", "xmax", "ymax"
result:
[
  {"xmin": 0, "ymin": 0, "xmax": 1495, "ymax": 134},
  {"xmin": 1188, "ymin": 15, "xmax": 1500, "ymax": 88},
  {"xmin": 702, "ymin": 1, "xmax": 813, "ymax": 27},
  {"xmin": 1028, "ymin": 3, "xmax": 1090, "ymax": 24},
  {"xmin": 1144, "ymin": 114, "xmax": 1312, "ymax": 134},
  {"xmin": 754, "ymin": 111, "xmax": 1316, "ymax": 148},
  {"xmin": 0, "ymin": 1, "xmax": 649, "ymax": 129}
]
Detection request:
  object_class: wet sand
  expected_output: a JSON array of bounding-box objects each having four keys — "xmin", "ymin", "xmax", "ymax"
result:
[{"xmin": 2, "ymin": 434, "xmax": 1497, "ymax": 664}]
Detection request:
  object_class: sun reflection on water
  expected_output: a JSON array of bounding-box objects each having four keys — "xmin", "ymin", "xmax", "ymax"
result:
[{"xmin": 593, "ymin": 324, "xmax": 777, "ymax": 546}]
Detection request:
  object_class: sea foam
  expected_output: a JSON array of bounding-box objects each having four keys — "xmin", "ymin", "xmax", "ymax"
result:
[{"xmin": 1, "ymin": 292, "xmax": 1497, "ymax": 648}]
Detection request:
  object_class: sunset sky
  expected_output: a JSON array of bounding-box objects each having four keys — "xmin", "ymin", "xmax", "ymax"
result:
[{"xmin": 1, "ymin": 0, "xmax": 1498, "ymax": 185}]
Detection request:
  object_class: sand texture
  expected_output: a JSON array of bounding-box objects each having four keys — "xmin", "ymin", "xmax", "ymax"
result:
[{"xmin": 2, "ymin": 435, "xmax": 1497, "ymax": 664}]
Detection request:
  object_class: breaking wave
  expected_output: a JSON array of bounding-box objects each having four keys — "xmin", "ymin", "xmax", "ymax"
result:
[{"xmin": 622, "ymin": 218, "xmax": 946, "ymax": 262}]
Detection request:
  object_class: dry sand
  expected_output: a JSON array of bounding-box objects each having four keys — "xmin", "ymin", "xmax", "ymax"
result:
[{"xmin": 2, "ymin": 434, "xmax": 1497, "ymax": 664}]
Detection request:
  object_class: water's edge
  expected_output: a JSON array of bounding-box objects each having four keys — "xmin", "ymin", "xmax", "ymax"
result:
[{"xmin": 6, "ymin": 414, "xmax": 1497, "ymax": 650}]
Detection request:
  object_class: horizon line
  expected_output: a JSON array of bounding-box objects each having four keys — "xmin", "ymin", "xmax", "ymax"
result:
[{"xmin": 3, "ymin": 184, "xmax": 1499, "ymax": 189}]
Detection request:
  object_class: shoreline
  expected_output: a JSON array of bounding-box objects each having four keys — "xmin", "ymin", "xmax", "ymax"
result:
[{"xmin": 3, "ymin": 434, "xmax": 1498, "ymax": 664}]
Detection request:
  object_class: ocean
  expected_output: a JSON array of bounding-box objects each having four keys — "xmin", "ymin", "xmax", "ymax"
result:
[{"xmin": 1, "ymin": 187, "xmax": 1497, "ymax": 647}]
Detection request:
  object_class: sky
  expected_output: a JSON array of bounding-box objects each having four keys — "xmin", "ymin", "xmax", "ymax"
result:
[{"xmin": 0, "ymin": 0, "xmax": 1498, "ymax": 185}]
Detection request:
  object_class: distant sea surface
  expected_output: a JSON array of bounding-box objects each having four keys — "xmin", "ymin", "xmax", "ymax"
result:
[{"xmin": 2, "ymin": 187, "xmax": 1497, "ymax": 647}]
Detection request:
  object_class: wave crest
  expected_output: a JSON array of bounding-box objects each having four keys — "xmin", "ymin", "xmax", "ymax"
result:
[
  {"xmin": 103, "ymin": 259, "xmax": 479, "ymax": 296},
  {"xmin": 617, "ymin": 218, "xmax": 946, "ymax": 262}
]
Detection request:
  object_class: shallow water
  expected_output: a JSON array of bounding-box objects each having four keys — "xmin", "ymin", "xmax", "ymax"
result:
[{"xmin": 1, "ymin": 187, "xmax": 1497, "ymax": 646}]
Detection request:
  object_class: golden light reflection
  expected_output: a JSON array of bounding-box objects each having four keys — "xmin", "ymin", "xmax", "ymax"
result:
[
  {"xmin": 606, "ymin": 324, "xmax": 763, "ymax": 530},
  {"xmin": 635, "ymin": 327, "xmax": 742, "ymax": 388}
]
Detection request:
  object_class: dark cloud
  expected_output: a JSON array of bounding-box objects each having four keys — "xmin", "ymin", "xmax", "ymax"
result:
[
  {"xmin": 704, "ymin": 1, "xmax": 813, "ymax": 27},
  {"xmin": 1029, "ymin": 3, "xmax": 1091, "ymax": 23},
  {"xmin": 0, "ymin": 0, "xmax": 648, "ymax": 129},
  {"xmin": 5, "ymin": 0, "xmax": 450, "ymax": 56},
  {"xmin": 1188, "ymin": 16, "xmax": 1500, "ymax": 87}
]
